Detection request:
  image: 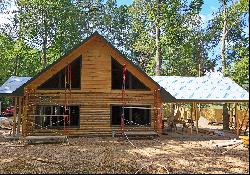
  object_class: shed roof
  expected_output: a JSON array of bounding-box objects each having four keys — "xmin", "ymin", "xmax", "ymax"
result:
[
  {"xmin": 0, "ymin": 76, "xmax": 32, "ymax": 96},
  {"xmin": 152, "ymin": 72, "xmax": 249, "ymax": 103}
]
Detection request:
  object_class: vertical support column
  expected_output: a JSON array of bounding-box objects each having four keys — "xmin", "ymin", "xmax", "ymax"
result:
[
  {"xmin": 229, "ymin": 104, "xmax": 233, "ymax": 128},
  {"xmin": 190, "ymin": 103, "xmax": 193, "ymax": 134},
  {"xmin": 153, "ymin": 89, "xmax": 157, "ymax": 132},
  {"xmin": 12, "ymin": 97, "xmax": 18, "ymax": 136},
  {"xmin": 169, "ymin": 103, "xmax": 174, "ymax": 132},
  {"xmin": 235, "ymin": 103, "xmax": 239, "ymax": 136},
  {"xmin": 156, "ymin": 89, "xmax": 162, "ymax": 135},
  {"xmin": 121, "ymin": 64, "xmax": 126, "ymax": 136},
  {"xmin": 195, "ymin": 102, "xmax": 199, "ymax": 134},
  {"xmin": 22, "ymin": 92, "xmax": 28, "ymax": 136},
  {"xmin": 17, "ymin": 97, "xmax": 22, "ymax": 134}
]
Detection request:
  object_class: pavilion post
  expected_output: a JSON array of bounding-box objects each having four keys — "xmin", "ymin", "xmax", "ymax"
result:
[
  {"xmin": 190, "ymin": 103, "xmax": 193, "ymax": 134},
  {"xmin": 196, "ymin": 103, "xmax": 199, "ymax": 134},
  {"xmin": 17, "ymin": 97, "xmax": 22, "ymax": 134},
  {"xmin": 194, "ymin": 102, "xmax": 198, "ymax": 134},
  {"xmin": 22, "ymin": 95, "xmax": 28, "ymax": 136},
  {"xmin": 13, "ymin": 97, "xmax": 18, "ymax": 135},
  {"xmin": 235, "ymin": 103, "xmax": 239, "ymax": 136}
]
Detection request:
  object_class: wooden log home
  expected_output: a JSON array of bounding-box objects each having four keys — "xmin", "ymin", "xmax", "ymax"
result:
[{"xmin": 6, "ymin": 32, "xmax": 174, "ymax": 137}]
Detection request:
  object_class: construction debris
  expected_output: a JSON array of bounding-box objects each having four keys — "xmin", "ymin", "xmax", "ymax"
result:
[
  {"xmin": 212, "ymin": 138, "xmax": 243, "ymax": 147},
  {"xmin": 0, "ymin": 117, "xmax": 13, "ymax": 130}
]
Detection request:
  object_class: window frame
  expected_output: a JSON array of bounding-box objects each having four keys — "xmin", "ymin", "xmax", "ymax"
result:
[
  {"xmin": 110, "ymin": 104, "xmax": 151, "ymax": 127},
  {"xmin": 35, "ymin": 105, "xmax": 80, "ymax": 129}
]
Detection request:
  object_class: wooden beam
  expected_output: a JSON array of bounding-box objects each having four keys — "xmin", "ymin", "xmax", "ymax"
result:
[
  {"xmin": 229, "ymin": 104, "xmax": 233, "ymax": 127},
  {"xmin": 22, "ymin": 95, "xmax": 28, "ymax": 136},
  {"xmin": 195, "ymin": 102, "xmax": 198, "ymax": 134},
  {"xmin": 12, "ymin": 97, "xmax": 18, "ymax": 135},
  {"xmin": 190, "ymin": 103, "xmax": 193, "ymax": 134},
  {"xmin": 17, "ymin": 97, "xmax": 22, "ymax": 134},
  {"xmin": 235, "ymin": 103, "xmax": 239, "ymax": 136}
]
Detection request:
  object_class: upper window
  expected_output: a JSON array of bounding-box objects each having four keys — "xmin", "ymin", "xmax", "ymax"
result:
[
  {"xmin": 111, "ymin": 58, "xmax": 150, "ymax": 90},
  {"xmin": 38, "ymin": 56, "xmax": 82, "ymax": 89}
]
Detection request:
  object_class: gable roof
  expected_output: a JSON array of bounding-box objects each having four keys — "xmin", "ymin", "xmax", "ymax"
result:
[
  {"xmin": 0, "ymin": 76, "xmax": 32, "ymax": 96},
  {"xmin": 7, "ymin": 32, "xmax": 175, "ymax": 102},
  {"xmin": 153, "ymin": 73, "xmax": 249, "ymax": 103}
]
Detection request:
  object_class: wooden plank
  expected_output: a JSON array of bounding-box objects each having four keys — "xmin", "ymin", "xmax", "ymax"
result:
[
  {"xmin": 212, "ymin": 139, "xmax": 243, "ymax": 147},
  {"xmin": 195, "ymin": 102, "xmax": 198, "ymax": 134},
  {"xmin": 235, "ymin": 103, "xmax": 239, "ymax": 136},
  {"xmin": 12, "ymin": 97, "xmax": 17, "ymax": 135},
  {"xmin": 22, "ymin": 95, "xmax": 28, "ymax": 136},
  {"xmin": 25, "ymin": 136, "xmax": 67, "ymax": 144},
  {"xmin": 190, "ymin": 103, "xmax": 193, "ymax": 134},
  {"xmin": 17, "ymin": 97, "xmax": 22, "ymax": 134}
]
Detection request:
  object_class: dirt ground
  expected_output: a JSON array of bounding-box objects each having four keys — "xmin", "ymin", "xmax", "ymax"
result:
[{"xmin": 0, "ymin": 129, "xmax": 249, "ymax": 174}]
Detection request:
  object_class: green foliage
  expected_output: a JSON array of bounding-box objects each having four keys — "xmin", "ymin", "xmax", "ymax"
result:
[
  {"xmin": 0, "ymin": 33, "xmax": 40, "ymax": 83},
  {"xmin": 230, "ymin": 56, "xmax": 249, "ymax": 91},
  {"xmin": 206, "ymin": 0, "xmax": 249, "ymax": 75},
  {"xmin": 130, "ymin": 0, "xmax": 214, "ymax": 76},
  {"xmin": 0, "ymin": 0, "xmax": 248, "ymax": 92}
]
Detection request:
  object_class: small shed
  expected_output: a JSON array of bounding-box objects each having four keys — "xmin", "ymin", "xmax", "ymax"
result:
[{"xmin": 0, "ymin": 76, "xmax": 32, "ymax": 135}]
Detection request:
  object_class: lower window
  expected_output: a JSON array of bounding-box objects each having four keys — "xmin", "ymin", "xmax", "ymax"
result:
[
  {"xmin": 35, "ymin": 105, "xmax": 80, "ymax": 128},
  {"xmin": 111, "ymin": 105, "xmax": 150, "ymax": 126}
]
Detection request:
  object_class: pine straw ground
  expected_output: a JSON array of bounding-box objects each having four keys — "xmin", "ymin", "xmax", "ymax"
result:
[{"xmin": 0, "ymin": 131, "xmax": 249, "ymax": 174}]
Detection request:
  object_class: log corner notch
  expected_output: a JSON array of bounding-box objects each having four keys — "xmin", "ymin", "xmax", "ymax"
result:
[
  {"xmin": 154, "ymin": 89, "xmax": 163, "ymax": 135},
  {"xmin": 22, "ymin": 88, "xmax": 30, "ymax": 137}
]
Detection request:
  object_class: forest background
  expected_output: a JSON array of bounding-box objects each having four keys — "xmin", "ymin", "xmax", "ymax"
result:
[{"xmin": 0, "ymin": 0, "xmax": 249, "ymax": 92}]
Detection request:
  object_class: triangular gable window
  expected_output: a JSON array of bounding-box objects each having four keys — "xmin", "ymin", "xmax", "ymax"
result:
[
  {"xmin": 38, "ymin": 56, "xmax": 81, "ymax": 89},
  {"xmin": 111, "ymin": 58, "xmax": 149, "ymax": 90}
]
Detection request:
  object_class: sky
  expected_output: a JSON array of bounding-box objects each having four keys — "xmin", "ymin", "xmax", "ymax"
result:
[{"xmin": 116, "ymin": 0, "xmax": 221, "ymax": 26}]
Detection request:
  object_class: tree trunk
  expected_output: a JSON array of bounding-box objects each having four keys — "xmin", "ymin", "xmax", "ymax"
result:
[
  {"xmin": 223, "ymin": 103, "xmax": 229, "ymax": 130},
  {"xmin": 221, "ymin": 20, "xmax": 227, "ymax": 75},
  {"xmin": 14, "ymin": 55, "xmax": 18, "ymax": 76},
  {"xmin": 221, "ymin": 0, "xmax": 229, "ymax": 130},
  {"xmin": 155, "ymin": 0, "xmax": 161, "ymax": 76},
  {"xmin": 42, "ymin": 10, "xmax": 48, "ymax": 68},
  {"xmin": 155, "ymin": 26, "xmax": 161, "ymax": 76},
  {"xmin": 221, "ymin": 0, "xmax": 227, "ymax": 76}
]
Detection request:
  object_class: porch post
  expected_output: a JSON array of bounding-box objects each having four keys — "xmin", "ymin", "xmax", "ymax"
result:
[
  {"xmin": 235, "ymin": 103, "xmax": 239, "ymax": 136},
  {"xmin": 17, "ymin": 97, "xmax": 22, "ymax": 134},
  {"xmin": 13, "ymin": 97, "xmax": 18, "ymax": 135}
]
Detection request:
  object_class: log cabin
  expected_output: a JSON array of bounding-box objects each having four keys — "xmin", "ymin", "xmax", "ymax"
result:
[{"xmin": 3, "ymin": 32, "xmax": 174, "ymax": 137}]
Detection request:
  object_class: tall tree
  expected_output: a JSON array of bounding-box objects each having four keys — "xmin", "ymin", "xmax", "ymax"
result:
[
  {"xmin": 206, "ymin": 0, "xmax": 249, "ymax": 130},
  {"xmin": 130, "ymin": 0, "xmax": 213, "ymax": 76},
  {"xmin": 18, "ymin": 0, "xmax": 84, "ymax": 68}
]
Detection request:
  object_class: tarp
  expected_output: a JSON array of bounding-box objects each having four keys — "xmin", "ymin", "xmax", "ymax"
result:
[
  {"xmin": 0, "ymin": 76, "xmax": 32, "ymax": 96},
  {"xmin": 152, "ymin": 72, "xmax": 249, "ymax": 102}
]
